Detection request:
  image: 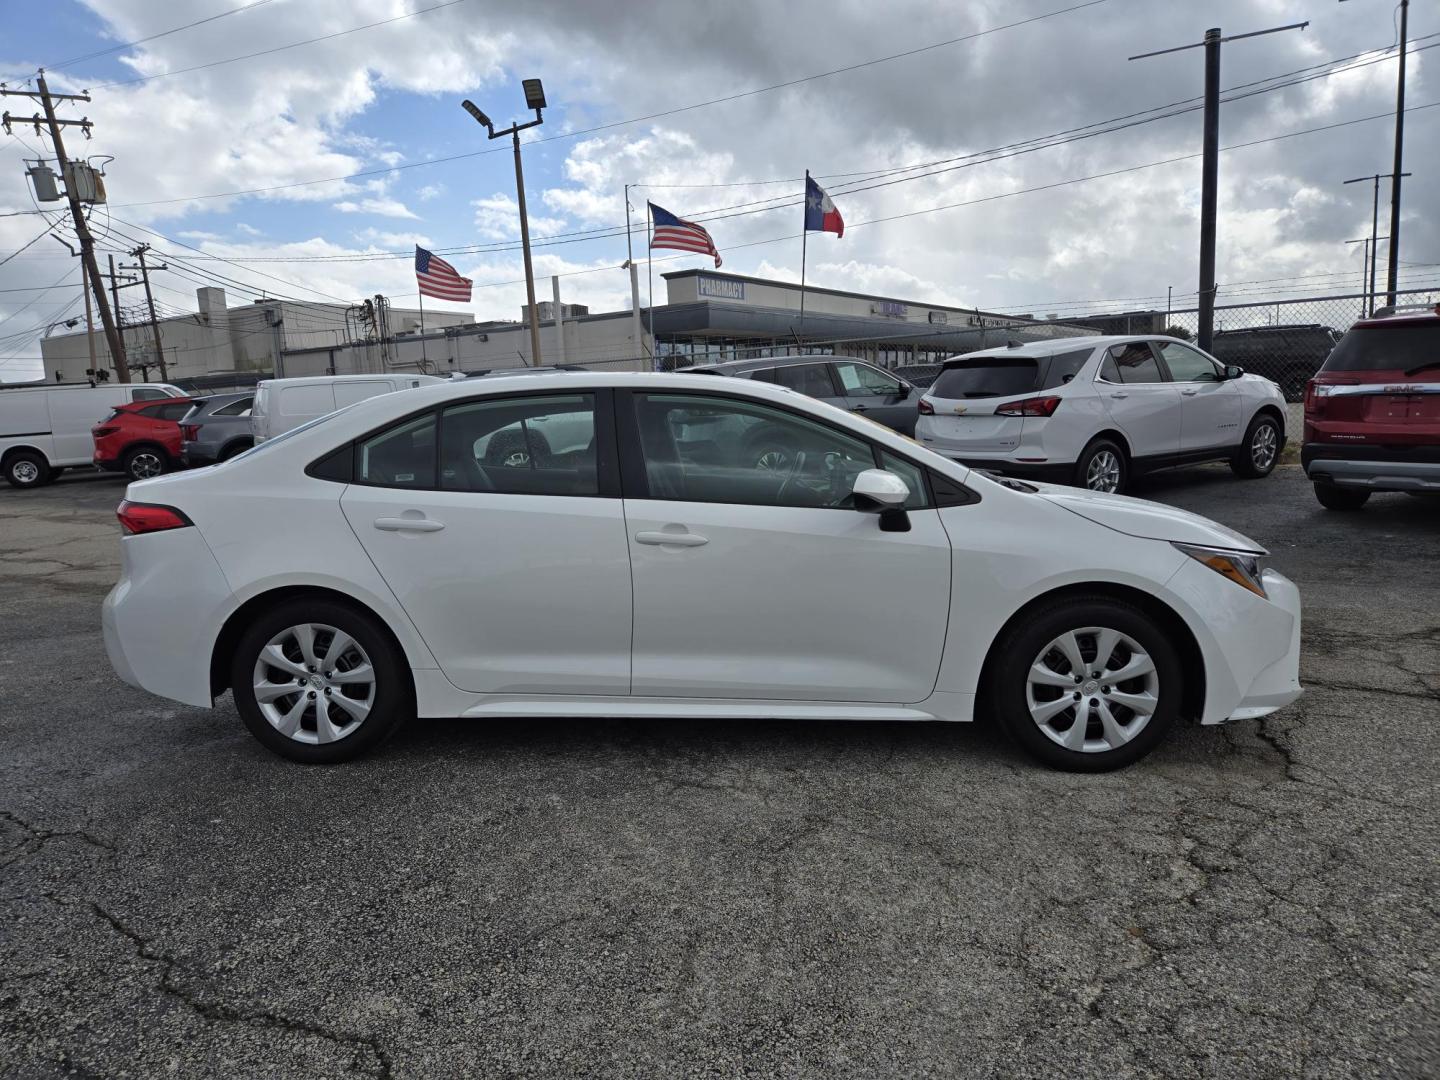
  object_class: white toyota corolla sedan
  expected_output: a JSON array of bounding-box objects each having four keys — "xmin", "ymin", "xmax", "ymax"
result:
[{"xmin": 102, "ymin": 372, "xmax": 1302, "ymax": 772}]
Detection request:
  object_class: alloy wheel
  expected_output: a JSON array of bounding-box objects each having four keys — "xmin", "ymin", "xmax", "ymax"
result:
[
  {"xmin": 1085, "ymin": 450, "xmax": 1121, "ymax": 493},
  {"xmin": 251, "ymin": 623, "xmax": 376, "ymax": 745},
  {"xmin": 1250, "ymin": 423, "xmax": 1277, "ymax": 471},
  {"xmin": 129, "ymin": 452, "xmax": 163, "ymax": 480},
  {"xmin": 1025, "ymin": 626, "xmax": 1159, "ymax": 753}
]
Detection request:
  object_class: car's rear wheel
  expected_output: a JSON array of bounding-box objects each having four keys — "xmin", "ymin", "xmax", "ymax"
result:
[
  {"xmin": 1231, "ymin": 413, "xmax": 1281, "ymax": 478},
  {"xmin": 123, "ymin": 446, "xmax": 169, "ymax": 481},
  {"xmin": 1313, "ymin": 483, "xmax": 1370, "ymax": 511},
  {"xmin": 990, "ymin": 597, "xmax": 1182, "ymax": 772},
  {"xmin": 230, "ymin": 599, "xmax": 412, "ymax": 763},
  {"xmin": 4, "ymin": 450, "xmax": 51, "ymax": 489},
  {"xmin": 1073, "ymin": 439, "xmax": 1127, "ymax": 494},
  {"xmin": 218, "ymin": 440, "xmax": 252, "ymax": 462}
]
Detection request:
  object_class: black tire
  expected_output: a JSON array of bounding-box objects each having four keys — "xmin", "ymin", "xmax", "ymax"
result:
[
  {"xmin": 218, "ymin": 439, "xmax": 253, "ymax": 462},
  {"xmin": 123, "ymin": 445, "xmax": 170, "ymax": 481},
  {"xmin": 1314, "ymin": 483, "xmax": 1370, "ymax": 511},
  {"xmin": 230, "ymin": 598, "xmax": 412, "ymax": 764},
  {"xmin": 3, "ymin": 450, "xmax": 52, "ymax": 489},
  {"xmin": 1072, "ymin": 438, "xmax": 1128, "ymax": 494},
  {"xmin": 1230, "ymin": 413, "xmax": 1282, "ymax": 479},
  {"xmin": 990, "ymin": 596, "xmax": 1183, "ymax": 772}
]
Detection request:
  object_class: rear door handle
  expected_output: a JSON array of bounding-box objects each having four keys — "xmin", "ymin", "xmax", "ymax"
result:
[
  {"xmin": 1181, "ymin": 388, "xmax": 1199, "ymax": 396},
  {"xmin": 374, "ymin": 516, "xmax": 446, "ymax": 533},
  {"xmin": 850, "ymin": 404, "xmax": 869, "ymax": 412},
  {"xmin": 1109, "ymin": 392, "xmax": 1129, "ymax": 399},
  {"xmin": 635, "ymin": 530, "xmax": 708, "ymax": 547}
]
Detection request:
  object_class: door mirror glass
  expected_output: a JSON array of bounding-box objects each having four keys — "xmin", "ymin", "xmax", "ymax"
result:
[
  {"xmin": 852, "ymin": 468, "xmax": 909, "ymax": 509},
  {"xmin": 897, "ymin": 381, "xmax": 912, "ymax": 399},
  {"xmin": 1224, "ymin": 364, "xmax": 1245, "ymax": 380}
]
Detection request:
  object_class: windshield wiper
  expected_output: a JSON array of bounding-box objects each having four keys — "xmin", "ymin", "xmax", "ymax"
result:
[{"xmin": 1403, "ymin": 360, "xmax": 1440, "ymax": 376}]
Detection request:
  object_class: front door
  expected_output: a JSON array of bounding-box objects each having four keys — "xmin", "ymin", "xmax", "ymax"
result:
[
  {"xmin": 339, "ymin": 391, "xmax": 633, "ymax": 695},
  {"xmin": 1154, "ymin": 340, "xmax": 1244, "ymax": 451},
  {"xmin": 829, "ymin": 360, "xmax": 920, "ymax": 435},
  {"xmin": 1097, "ymin": 342, "xmax": 1183, "ymax": 459},
  {"xmin": 620, "ymin": 389, "xmax": 951, "ymax": 702}
]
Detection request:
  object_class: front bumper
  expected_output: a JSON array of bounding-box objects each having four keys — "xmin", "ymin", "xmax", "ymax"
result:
[{"xmin": 1303, "ymin": 448, "xmax": 1440, "ymax": 492}]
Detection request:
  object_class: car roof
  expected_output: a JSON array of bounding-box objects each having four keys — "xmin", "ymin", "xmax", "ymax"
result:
[
  {"xmin": 679, "ymin": 354, "xmax": 854, "ymax": 375},
  {"xmin": 942, "ymin": 335, "xmax": 1143, "ymax": 364},
  {"xmin": 1353, "ymin": 305, "xmax": 1440, "ymax": 330}
]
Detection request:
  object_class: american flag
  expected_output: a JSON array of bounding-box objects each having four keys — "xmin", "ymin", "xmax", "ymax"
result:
[
  {"xmin": 649, "ymin": 203, "xmax": 722, "ymax": 267},
  {"xmin": 414, "ymin": 246, "xmax": 473, "ymax": 301}
]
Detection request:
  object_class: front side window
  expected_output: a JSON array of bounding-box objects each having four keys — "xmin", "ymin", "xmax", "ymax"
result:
[
  {"xmin": 878, "ymin": 450, "xmax": 931, "ymax": 510},
  {"xmin": 440, "ymin": 394, "xmax": 598, "ymax": 496},
  {"xmin": 832, "ymin": 361, "xmax": 902, "ymax": 398},
  {"xmin": 1157, "ymin": 341, "xmax": 1220, "ymax": 382},
  {"xmin": 632, "ymin": 393, "xmax": 875, "ymax": 508},
  {"xmin": 1109, "ymin": 343, "xmax": 1165, "ymax": 383},
  {"xmin": 772, "ymin": 363, "xmax": 838, "ymax": 398},
  {"xmin": 356, "ymin": 413, "xmax": 436, "ymax": 488}
]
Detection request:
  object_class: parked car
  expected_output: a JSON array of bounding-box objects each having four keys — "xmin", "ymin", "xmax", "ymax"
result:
[
  {"xmin": 914, "ymin": 335, "xmax": 1287, "ymax": 494},
  {"xmin": 0, "ymin": 381, "xmax": 184, "ymax": 489},
  {"xmin": 251, "ymin": 373, "xmax": 445, "ymax": 443},
  {"xmin": 180, "ymin": 392, "xmax": 255, "ymax": 466},
  {"xmin": 680, "ymin": 354, "xmax": 921, "ymax": 435},
  {"xmin": 103, "ymin": 372, "xmax": 1301, "ymax": 773},
  {"xmin": 93, "ymin": 397, "xmax": 195, "ymax": 480},
  {"xmin": 1210, "ymin": 324, "xmax": 1342, "ymax": 403},
  {"xmin": 1302, "ymin": 303, "xmax": 1440, "ymax": 510}
]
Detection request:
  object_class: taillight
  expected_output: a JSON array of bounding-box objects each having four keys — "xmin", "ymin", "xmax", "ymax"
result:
[
  {"xmin": 917, "ymin": 398, "xmax": 935, "ymax": 415},
  {"xmin": 995, "ymin": 395, "xmax": 1062, "ymax": 417},
  {"xmin": 116, "ymin": 500, "xmax": 193, "ymax": 535},
  {"xmin": 94, "ymin": 426, "xmax": 118, "ymax": 437},
  {"xmin": 181, "ymin": 424, "xmax": 199, "ymax": 440}
]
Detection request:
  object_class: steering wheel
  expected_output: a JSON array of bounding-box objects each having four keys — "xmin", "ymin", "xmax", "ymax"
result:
[{"xmin": 775, "ymin": 450, "xmax": 807, "ymax": 504}]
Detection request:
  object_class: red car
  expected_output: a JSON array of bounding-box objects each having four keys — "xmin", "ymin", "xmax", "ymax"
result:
[
  {"xmin": 1303, "ymin": 303, "xmax": 1440, "ymax": 510},
  {"xmin": 93, "ymin": 397, "xmax": 195, "ymax": 481}
]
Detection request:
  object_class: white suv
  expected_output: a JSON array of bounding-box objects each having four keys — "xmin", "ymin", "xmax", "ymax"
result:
[{"xmin": 914, "ymin": 335, "xmax": 1287, "ymax": 493}]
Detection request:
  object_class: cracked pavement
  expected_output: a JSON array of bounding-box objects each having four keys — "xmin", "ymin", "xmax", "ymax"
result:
[{"xmin": 1, "ymin": 465, "xmax": 1436, "ymax": 1078}]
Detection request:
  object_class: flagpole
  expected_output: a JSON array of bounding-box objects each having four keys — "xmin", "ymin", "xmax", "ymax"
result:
[
  {"xmin": 418, "ymin": 290, "xmax": 429, "ymax": 371},
  {"xmin": 647, "ymin": 201, "xmax": 657, "ymax": 371},
  {"xmin": 800, "ymin": 171, "xmax": 809, "ymax": 337}
]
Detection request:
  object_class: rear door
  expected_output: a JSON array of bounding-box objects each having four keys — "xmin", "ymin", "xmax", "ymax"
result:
[
  {"xmin": 828, "ymin": 361, "xmax": 919, "ymax": 434},
  {"xmin": 1097, "ymin": 342, "xmax": 1182, "ymax": 458},
  {"xmin": 339, "ymin": 391, "xmax": 633, "ymax": 695},
  {"xmin": 1154, "ymin": 340, "xmax": 1243, "ymax": 451}
]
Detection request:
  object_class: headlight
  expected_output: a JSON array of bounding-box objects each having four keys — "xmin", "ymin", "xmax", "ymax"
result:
[{"xmin": 1173, "ymin": 542, "xmax": 1269, "ymax": 598}]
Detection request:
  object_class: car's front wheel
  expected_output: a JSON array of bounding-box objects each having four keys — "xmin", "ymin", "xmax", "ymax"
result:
[
  {"xmin": 990, "ymin": 597, "xmax": 1182, "ymax": 772},
  {"xmin": 230, "ymin": 599, "xmax": 412, "ymax": 763},
  {"xmin": 1231, "ymin": 413, "xmax": 1281, "ymax": 478},
  {"xmin": 1313, "ymin": 483, "xmax": 1370, "ymax": 511}
]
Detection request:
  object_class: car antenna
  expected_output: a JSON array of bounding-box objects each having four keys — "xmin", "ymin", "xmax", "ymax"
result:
[{"xmin": 1006, "ymin": 338, "xmax": 1024, "ymax": 348}]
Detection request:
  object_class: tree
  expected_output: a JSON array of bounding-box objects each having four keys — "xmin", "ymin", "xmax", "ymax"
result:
[{"xmin": 1163, "ymin": 324, "xmax": 1194, "ymax": 341}]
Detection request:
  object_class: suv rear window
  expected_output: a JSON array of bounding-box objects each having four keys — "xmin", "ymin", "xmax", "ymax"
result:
[
  {"xmin": 931, "ymin": 347, "xmax": 1092, "ymax": 399},
  {"xmin": 1323, "ymin": 323, "xmax": 1439, "ymax": 373}
]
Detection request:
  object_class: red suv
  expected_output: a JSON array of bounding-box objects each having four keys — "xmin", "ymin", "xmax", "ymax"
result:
[
  {"xmin": 93, "ymin": 397, "xmax": 195, "ymax": 481},
  {"xmin": 1303, "ymin": 304, "xmax": 1440, "ymax": 510}
]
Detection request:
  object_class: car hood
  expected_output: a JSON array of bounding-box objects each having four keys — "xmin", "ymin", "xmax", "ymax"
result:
[{"xmin": 1031, "ymin": 484, "xmax": 1265, "ymax": 552}]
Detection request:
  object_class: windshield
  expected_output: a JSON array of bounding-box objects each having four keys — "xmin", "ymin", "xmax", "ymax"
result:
[
  {"xmin": 1323, "ymin": 324, "xmax": 1438, "ymax": 373},
  {"xmin": 930, "ymin": 358, "xmax": 1038, "ymax": 399}
]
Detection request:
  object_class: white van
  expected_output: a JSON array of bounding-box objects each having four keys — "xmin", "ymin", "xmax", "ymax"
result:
[
  {"xmin": 1, "ymin": 382, "xmax": 186, "ymax": 489},
  {"xmin": 251, "ymin": 374, "xmax": 445, "ymax": 443}
]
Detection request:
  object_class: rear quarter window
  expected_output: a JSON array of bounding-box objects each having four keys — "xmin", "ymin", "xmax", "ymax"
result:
[
  {"xmin": 1039, "ymin": 347, "xmax": 1095, "ymax": 390},
  {"xmin": 1323, "ymin": 324, "xmax": 1439, "ymax": 373}
]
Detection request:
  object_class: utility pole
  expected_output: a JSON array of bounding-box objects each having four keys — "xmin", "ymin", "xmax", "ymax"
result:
[
  {"xmin": 1386, "ymin": 0, "xmax": 1408, "ymax": 306},
  {"xmin": 1344, "ymin": 174, "xmax": 1408, "ymax": 315},
  {"xmin": 52, "ymin": 235, "xmax": 98, "ymax": 377},
  {"xmin": 1130, "ymin": 21, "xmax": 1308, "ymax": 353},
  {"xmin": 123, "ymin": 244, "xmax": 169, "ymax": 381},
  {"xmin": 1, "ymin": 71, "xmax": 129, "ymax": 379}
]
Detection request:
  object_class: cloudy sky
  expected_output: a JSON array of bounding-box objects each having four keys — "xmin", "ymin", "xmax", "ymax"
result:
[{"xmin": 1, "ymin": 0, "xmax": 1436, "ymax": 380}]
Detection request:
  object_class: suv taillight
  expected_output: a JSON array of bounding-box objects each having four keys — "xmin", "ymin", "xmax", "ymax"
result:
[
  {"xmin": 181, "ymin": 424, "xmax": 199, "ymax": 441},
  {"xmin": 117, "ymin": 500, "xmax": 192, "ymax": 535},
  {"xmin": 917, "ymin": 398, "xmax": 935, "ymax": 415},
  {"xmin": 995, "ymin": 395, "xmax": 1062, "ymax": 417},
  {"xmin": 94, "ymin": 425, "xmax": 118, "ymax": 437}
]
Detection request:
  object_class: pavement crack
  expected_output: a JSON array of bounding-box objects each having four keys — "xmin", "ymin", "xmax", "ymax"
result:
[{"xmin": 0, "ymin": 809, "xmax": 116, "ymax": 869}]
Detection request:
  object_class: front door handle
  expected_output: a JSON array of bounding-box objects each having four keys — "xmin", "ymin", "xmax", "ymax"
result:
[
  {"xmin": 1109, "ymin": 392, "xmax": 1129, "ymax": 399},
  {"xmin": 635, "ymin": 530, "xmax": 708, "ymax": 547},
  {"xmin": 374, "ymin": 516, "xmax": 446, "ymax": 533},
  {"xmin": 1181, "ymin": 388, "xmax": 1199, "ymax": 396},
  {"xmin": 850, "ymin": 404, "xmax": 869, "ymax": 412}
]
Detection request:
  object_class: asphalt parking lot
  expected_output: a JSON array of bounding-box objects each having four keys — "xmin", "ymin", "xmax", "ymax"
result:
[{"xmin": 2, "ymin": 462, "xmax": 1436, "ymax": 1079}]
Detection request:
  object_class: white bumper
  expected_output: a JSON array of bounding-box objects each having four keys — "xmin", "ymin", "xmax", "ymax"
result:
[
  {"xmin": 103, "ymin": 527, "xmax": 233, "ymax": 709},
  {"xmin": 1164, "ymin": 559, "xmax": 1303, "ymax": 725}
]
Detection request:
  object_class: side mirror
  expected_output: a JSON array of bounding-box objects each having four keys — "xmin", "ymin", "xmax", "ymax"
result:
[
  {"xmin": 897, "ymin": 381, "xmax": 912, "ymax": 399},
  {"xmin": 852, "ymin": 469, "xmax": 910, "ymax": 534},
  {"xmin": 1224, "ymin": 364, "xmax": 1244, "ymax": 380}
]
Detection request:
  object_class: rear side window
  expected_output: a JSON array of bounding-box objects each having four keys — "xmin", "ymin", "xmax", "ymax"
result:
[
  {"xmin": 215, "ymin": 397, "xmax": 253, "ymax": 417},
  {"xmin": 1323, "ymin": 324, "xmax": 1439, "ymax": 373},
  {"xmin": 356, "ymin": 413, "xmax": 436, "ymax": 488},
  {"xmin": 1109, "ymin": 343, "xmax": 1165, "ymax": 383},
  {"xmin": 1039, "ymin": 348, "xmax": 1094, "ymax": 390},
  {"xmin": 772, "ymin": 363, "xmax": 838, "ymax": 398},
  {"xmin": 930, "ymin": 359, "xmax": 1038, "ymax": 399}
]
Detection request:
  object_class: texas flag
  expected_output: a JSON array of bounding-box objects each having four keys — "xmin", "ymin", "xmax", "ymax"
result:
[{"xmin": 803, "ymin": 172, "xmax": 844, "ymax": 238}]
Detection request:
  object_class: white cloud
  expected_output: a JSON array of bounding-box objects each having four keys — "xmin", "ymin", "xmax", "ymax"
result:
[
  {"xmin": 333, "ymin": 196, "xmax": 420, "ymax": 219},
  {"xmin": 472, "ymin": 193, "xmax": 566, "ymax": 241}
]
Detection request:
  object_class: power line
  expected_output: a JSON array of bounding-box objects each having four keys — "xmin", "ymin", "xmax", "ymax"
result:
[
  {"xmin": 91, "ymin": 0, "xmax": 471, "ymax": 90},
  {"xmin": 41, "ymin": 0, "xmax": 279, "ymax": 70}
]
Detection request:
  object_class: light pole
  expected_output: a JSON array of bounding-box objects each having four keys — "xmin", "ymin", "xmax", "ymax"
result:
[
  {"xmin": 1344, "ymin": 173, "xmax": 1408, "ymax": 315},
  {"xmin": 462, "ymin": 78, "xmax": 547, "ymax": 367}
]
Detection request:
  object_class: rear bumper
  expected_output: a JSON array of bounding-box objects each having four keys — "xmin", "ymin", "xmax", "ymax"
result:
[
  {"xmin": 1303, "ymin": 447, "xmax": 1440, "ymax": 491},
  {"xmin": 181, "ymin": 441, "xmax": 217, "ymax": 467}
]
